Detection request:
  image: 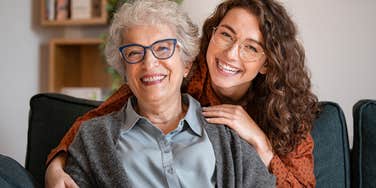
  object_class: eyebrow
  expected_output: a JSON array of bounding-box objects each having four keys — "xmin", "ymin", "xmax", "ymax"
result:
[
  {"xmin": 219, "ymin": 24, "xmax": 237, "ymax": 35},
  {"xmin": 218, "ymin": 24, "xmax": 264, "ymax": 46}
]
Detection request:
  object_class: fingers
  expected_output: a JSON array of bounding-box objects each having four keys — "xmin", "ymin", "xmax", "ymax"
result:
[
  {"xmin": 203, "ymin": 104, "xmax": 239, "ymax": 114},
  {"xmin": 65, "ymin": 178, "xmax": 79, "ymax": 188},
  {"xmin": 45, "ymin": 153, "xmax": 78, "ymax": 188},
  {"xmin": 202, "ymin": 104, "xmax": 246, "ymax": 119},
  {"xmin": 205, "ymin": 117, "xmax": 232, "ymax": 125},
  {"xmin": 203, "ymin": 104, "xmax": 246, "ymax": 116},
  {"xmin": 202, "ymin": 105, "xmax": 239, "ymax": 129},
  {"xmin": 202, "ymin": 108, "xmax": 234, "ymax": 119},
  {"xmin": 205, "ymin": 117, "xmax": 237, "ymax": 130}
]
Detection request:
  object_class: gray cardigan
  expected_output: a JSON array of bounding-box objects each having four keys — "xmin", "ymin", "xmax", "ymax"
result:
[{"xmin": 65, "ymin": 101, "xmax": 276, "ymax": 188}]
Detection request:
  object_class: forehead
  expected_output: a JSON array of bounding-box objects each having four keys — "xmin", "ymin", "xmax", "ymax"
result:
[
  {"xmin": 219, "ymin": 7, "xmax": 263, "ymax": 42},
  {"xmin": 122, "ymin": 24, "xmax": 176, "ymax": 45}
]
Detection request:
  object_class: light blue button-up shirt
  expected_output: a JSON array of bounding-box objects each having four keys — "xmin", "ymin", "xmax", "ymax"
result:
[{"xmin": 116, "ymin": 94, "xmax": 216, "ymax": 188}]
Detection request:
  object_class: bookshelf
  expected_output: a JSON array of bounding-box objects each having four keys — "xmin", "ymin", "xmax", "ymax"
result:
[
  {"xmin": 48, "ymin": 38, "xmax": 112, "ymax": 94},
  {"xmin": 41, "ymin": 0, "xmax": 108, "ymax": 26}
]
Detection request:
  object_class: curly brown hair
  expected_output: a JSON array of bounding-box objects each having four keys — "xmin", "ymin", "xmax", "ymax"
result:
[{"xmin": 197, "ymin": 0, "xmax": 320, "ymax": 156}]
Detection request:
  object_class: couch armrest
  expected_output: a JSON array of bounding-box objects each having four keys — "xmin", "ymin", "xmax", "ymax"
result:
[
  {"xmin": 352, "ymin": 99, "xmax": 376, "ymax": 188},
  {"xmin": 26, "ymin": 93, "xmax": 101, "ymax": 185},
  {"xmin": 311, "ymin": 102, "xmax": 350, "ymax": 188}
]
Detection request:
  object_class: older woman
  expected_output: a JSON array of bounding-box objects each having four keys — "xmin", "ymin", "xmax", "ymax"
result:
[{"xmin": 63, "ymin": 0, "xmax": 275, "ymax": 187}]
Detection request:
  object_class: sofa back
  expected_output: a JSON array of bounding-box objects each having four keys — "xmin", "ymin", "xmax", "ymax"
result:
[
  {"xmin": 26, "ymin": 93, "xmax": 100, "ymax": 186},
  {"xmin": 352, "ymin": 99, "xmax": 376, "ymax": 188},
  {"xmin": 311, "ymin": 102, "xmax": 351, "ymax": 188}
]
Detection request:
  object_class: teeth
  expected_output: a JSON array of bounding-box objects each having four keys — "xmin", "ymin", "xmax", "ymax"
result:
[
  {"xmin": 142, "ymin": 75, "xmax": 165, "ymax": 82},
  {"xmin": 217, "ymin": 61, "xmax": 239, "ymax": 73}
]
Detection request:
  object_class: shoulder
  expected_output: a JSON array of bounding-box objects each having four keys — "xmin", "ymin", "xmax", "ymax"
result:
[
  {"xmin": 205, "ymin": 124, "xmax": 276, "ymax": 186},
  {"xmin": 77, "ymin": 108, "xmax": 124, "ymax": 140},
  {"xmin": 205, "ymin": 123, "xmax": 258, "ymax": 155}
]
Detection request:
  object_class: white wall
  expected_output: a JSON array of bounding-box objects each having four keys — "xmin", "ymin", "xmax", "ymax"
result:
[
  {"xmin": 281, "ymin": 0, "xmax": 376, "ymax": 146},
  {"xmin": 0, "ymin": 0, "xmax": 40, "ymax": 164},
  {"xmin": 0, "ymin": 0, "xmax": 103, "ymax": 165},
  {"xmin": 0, "ymin": 0, "xmax": 375, "ymax": 166}
]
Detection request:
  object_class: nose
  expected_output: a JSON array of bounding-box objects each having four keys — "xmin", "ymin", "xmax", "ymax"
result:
[
  {"xmin": 223, "ymin": 43, "xmax": 239, "ymax": 61},
  {"xmin": 142, "ymin": 48, "xmax": 159, "ymax": 69}
]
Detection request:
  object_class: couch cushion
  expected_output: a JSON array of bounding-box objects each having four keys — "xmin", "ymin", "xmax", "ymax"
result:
[
  {"xmin": 26, "ymin": 93, "xmax": 101, "ymax": 186},
  {"xmin": 311, "ymin": 102, "xmax": 350, "ymax": 188},
  {"xmin": 352, "ymin": 99, "xmax": 376, "ymax": 188},
  {"xmin": 0, "ymin": 154, "xmax": 36, "ymax": 188}
]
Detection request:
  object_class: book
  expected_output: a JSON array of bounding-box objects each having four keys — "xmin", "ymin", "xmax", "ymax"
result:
[
  {"xmin": 71, "ymin": 0, "xmax": 92, "ymax": 19},
  {"xmin": 56, "ymin": 0, "xmax": 69, "ymax": 20},
  {"xmin": 45, "ymin": 0, "xmax": 56, "ymax": 20},
  {"xmin": 91, "ymin": 0, "xmax": 101, "ymax": 18},
  {"xmin": 61, "ymin": 87, "xmax": 103, "ymax": 100}
]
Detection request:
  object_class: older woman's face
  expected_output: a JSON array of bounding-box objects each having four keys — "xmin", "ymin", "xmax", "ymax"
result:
[
  {"xmin": 206, "ymin": 8, "xmax": 267, "ymax": 92},
  {"xmin": 122, "ymin": 25, "xmax": 189, "ymax": 104}
]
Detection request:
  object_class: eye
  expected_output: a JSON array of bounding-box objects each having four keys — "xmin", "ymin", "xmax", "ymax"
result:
[
  {"xmin": 155, "ymin": 46, "xmax": 170, "ymax": 52},
  {"xmin": 244, "ymin": 45, "xmax": 258, "ymax": 53},
  {"xmin": 220, "ymin": 31, "xmax": 233, "ymax": 40},
  {"xmin": 126, "ymin": 50, "xmax": 143, "ymax": 58}
]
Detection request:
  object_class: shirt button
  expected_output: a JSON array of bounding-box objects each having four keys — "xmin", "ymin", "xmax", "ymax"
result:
[{"xmin": 167, "ymin": 167, "xmax": 174, "ymax": 174}]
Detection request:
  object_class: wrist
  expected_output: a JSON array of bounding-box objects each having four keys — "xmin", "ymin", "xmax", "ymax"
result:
[
  {"xmin": 49, "ymin": 152, "xmax": 67, "ymax": 170},
  {"xmin": 254, "ymin": 137, "xmax": 274, "ymax": 167},
  {"xmin": 258, "ymin": 148, "xmax": 274, "ymax": 168}
]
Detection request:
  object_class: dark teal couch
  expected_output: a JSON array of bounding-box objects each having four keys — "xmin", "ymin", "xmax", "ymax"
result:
[
  {"xmin": 352, "ymin": 100, "xmax": 376, "ymax": 188},
  {"xmin": 0, "ymin": 93, "xmax": 355, "ymax": 187},
  {"xmin": 311, "ymin": 102, "xmax": 350, "ymax": 188}
]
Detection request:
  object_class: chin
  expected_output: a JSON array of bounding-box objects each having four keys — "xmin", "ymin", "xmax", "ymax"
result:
[{"xmin": 211, "ymin": 77, "xmax": 237, "ymax": 89}]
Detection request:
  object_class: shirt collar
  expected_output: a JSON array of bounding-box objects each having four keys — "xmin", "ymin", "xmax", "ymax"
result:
[
  {"xmin": 182, "ymin": 94, "xmax": 204, "ymax": 136},
  {"xmin": 121, "ymin": 96, "xmax": 142, "ymax": 132}
]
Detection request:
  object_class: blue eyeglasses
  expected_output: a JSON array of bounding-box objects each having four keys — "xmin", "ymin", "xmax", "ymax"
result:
[{"xmin": 118, "ymin": 38, "xmax": 178, "ymax": 64}]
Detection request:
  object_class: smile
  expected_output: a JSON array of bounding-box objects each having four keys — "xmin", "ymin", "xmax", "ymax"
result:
[
  {"xmin": 140, "ymin": 74, "xmax": 167, "ymax": 85},
  {"xmin": 216, "ymin": 59, "xmax": 240, "ymax": 74}
]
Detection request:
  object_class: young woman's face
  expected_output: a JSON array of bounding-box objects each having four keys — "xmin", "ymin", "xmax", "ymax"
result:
[{"xmin": 206, "ymin": 8, "xmax": 267, "ymax": 93}]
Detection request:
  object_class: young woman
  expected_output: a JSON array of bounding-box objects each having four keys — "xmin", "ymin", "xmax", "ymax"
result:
[{"xmin": 46, "ymin": 0, "xmax": 319, "ymax": 187}]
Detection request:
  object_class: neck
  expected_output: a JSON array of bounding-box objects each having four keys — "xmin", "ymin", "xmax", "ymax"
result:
[
  {"xmin": 211, "ymin": 81, "xmax": 251, "ymax": 105},
  {"xmin": 136, "ymin": 94, "xmax": 187, "ymax": 134}
]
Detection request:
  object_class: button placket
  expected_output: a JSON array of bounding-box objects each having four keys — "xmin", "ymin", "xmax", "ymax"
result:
[{"xmin": 158, "ymin": 136, "xmax": 180, "ymax": 187}]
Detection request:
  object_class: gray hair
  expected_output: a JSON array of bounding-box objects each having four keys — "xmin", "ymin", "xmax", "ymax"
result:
[{"xmin": 105, "ymin": 0, "xmax": 200, "ymax": 77}]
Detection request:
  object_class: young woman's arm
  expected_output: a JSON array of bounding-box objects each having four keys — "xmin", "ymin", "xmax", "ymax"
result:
[
  {"xmin": 269, "ymin": 134, "xmax": 315, "ymax": 188},
  {"xmin": 45, "ymin": 84, "xmax": 132, "ymax": 187},
  {"xmin": 203, "ymin": 105, "xmax": 315, "ymax": 187}
]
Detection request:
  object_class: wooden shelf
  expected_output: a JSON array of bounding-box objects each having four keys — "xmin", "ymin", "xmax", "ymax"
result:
[
  {"xmin": 41, "ymin": 0, "xmax": 108, "ymax": 26},
  {"xmin": 48, "ymin": 38, "xmax": 112, "ymax": 92}
]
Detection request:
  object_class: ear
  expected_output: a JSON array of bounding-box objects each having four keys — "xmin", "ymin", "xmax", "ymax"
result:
[
  {"xmin": 184, "ymin": 62, "xmax": 193, "ymax": 78},
  {"xmin": 259, "ymin": 62, "xmax": 267, "ymax": 75}
]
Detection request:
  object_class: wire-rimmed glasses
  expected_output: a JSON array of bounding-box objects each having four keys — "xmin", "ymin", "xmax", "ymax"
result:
[{"xmin": 212, "ymin": 27, "xmax": 265, "ymax": 62}]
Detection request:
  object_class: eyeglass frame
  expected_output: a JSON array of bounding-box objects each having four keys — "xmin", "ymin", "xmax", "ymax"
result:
[
  {"xmin": 118, "ymin": 38, "xmax": 178, "ymax": 64},
  {"xmin": 211, "ymin": 27, "xmax": 265, "ymax": 62}
]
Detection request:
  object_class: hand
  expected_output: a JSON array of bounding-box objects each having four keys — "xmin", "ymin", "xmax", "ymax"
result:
[
  {"xmin": 45, "ymin": 153, "xmax": 78, "ymax": 188},
  {"xmin": 202, "ymin": 104, "xmax": 274, "ymax": 167}
]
